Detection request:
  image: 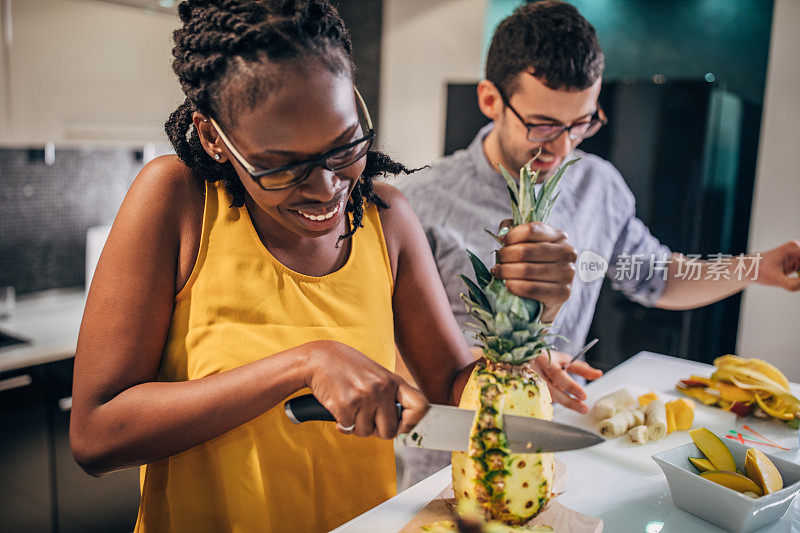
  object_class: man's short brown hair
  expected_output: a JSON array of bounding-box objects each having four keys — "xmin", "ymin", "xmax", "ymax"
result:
[{"xmin": 486, "ymin": 0, "xmax": 604, "ymax": 95}]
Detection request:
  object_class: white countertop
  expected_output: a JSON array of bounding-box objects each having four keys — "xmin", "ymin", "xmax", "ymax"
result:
[
  {"xmin": 335, "ymin": 352, "xmax": 800, "ymax": 533},
  {"xmin": 0, "ymin": 289, "xmax": 86, "ymax": 373}
]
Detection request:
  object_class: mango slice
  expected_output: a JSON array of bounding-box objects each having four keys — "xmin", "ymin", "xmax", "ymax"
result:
[
  {"xmin": 666, "ymin": 398, "xmax": 695, "ymax": 432},
  {"xmin": 690, "ymin": 428, "xmax": 736, "ymax": 472},
  {"xmin": 700, "ymin": 471, "xmax": 764, "ymax": 496},
  {"xmin": 688, "ymin": 456, "xmax": 715, "ymax": 473},
  {"xmin": 715, "ymin": 382, "xmax": 755, "ymax": 403},
  {"xmin": 745, "ymin": 448, "xmax": 783, "ymax": 494},
  {"xmin": 638, "ymin": 392, "xmax": 659, "ymax": 407},
  {"xmin": 686, "ymin": 375, "xmax": 714, "ymax": 387},
  {"xmin": 677, "ymin": 384, "xmax": 719, "ymax": 406},
  {"xmin": 666, "ymin": 404, "xmax": 676, "ymax": 433}
]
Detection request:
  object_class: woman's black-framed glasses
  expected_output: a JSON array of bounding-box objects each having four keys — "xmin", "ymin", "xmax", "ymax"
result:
[
  {"xmin": 497, "ymin": 87, "xmax": 607, "ymax": 143},
  {"xmin": 209, "ymin": 87, "xmax": 375, "ymax": 191}
]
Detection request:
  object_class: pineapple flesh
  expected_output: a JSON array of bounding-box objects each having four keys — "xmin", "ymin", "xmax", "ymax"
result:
[{"xmin": 452, "ymin": 158, "xmax": 577, "ymax": 525}]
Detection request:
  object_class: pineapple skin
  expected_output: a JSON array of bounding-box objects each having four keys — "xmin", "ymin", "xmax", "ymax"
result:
[{"xmin": 452, "ymin": 361, "xmax": 555, "ymax": 524}]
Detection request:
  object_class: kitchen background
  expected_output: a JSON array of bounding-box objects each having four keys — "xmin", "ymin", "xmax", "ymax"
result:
[{"xmin": 0, "ymin": 0, "xmax": 798, "ymax": 531}]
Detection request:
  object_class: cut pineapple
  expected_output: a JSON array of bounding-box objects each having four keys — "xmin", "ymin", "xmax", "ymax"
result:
[{"xmin": 453, "ymin": 158, "xmax": 576, "ymax": 524}]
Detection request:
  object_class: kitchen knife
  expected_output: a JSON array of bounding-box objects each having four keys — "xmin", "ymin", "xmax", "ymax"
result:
[{"xmin": 284, "ymin": 394, "xmax": 604, "ymax": 453}]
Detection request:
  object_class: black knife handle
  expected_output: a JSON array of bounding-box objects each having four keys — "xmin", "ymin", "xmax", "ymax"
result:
[{"xmin": 284, "ymin": 394, "xmax": 403, "ymax": 425}]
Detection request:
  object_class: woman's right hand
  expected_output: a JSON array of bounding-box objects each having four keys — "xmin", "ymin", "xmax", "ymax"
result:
[{"xmin": 304, "ymin": 340, "xmax": 429, "ymax": 440}]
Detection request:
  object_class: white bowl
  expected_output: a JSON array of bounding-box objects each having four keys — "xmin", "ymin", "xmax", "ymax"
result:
[{"xmin": 652, "ymin": 440, "xmax": 800, "ymax": 533}]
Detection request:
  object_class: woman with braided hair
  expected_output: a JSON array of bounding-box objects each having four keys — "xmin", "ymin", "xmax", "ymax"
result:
[{"xmin": 69, "ymin": 1, "xmax": 478, "ymax": 531}]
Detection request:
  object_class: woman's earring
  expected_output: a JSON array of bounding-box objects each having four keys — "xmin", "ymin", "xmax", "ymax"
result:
[{"xmin": 214, "ymin": 153, "xmax": 221, "ymax": 161}]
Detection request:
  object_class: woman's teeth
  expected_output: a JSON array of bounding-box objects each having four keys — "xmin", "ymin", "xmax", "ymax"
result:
[
  {"xmin": 297, "ymin": 204, "xmax": 340, "ymax": 221},
  {"xmin": 537, "ymin": 155, "xmax": 555, "ymax": 163}
]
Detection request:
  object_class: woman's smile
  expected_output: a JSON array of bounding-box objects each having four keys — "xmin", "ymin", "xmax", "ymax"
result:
[{"xmin": 283, "ymin": 189, "xmax": 350, "ymax": 232}]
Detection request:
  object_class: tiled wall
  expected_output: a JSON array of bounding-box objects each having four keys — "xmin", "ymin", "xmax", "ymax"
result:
[
  {"xmin": 0, "ymin": 1, "xmax": 383, "ymax": 297},
  {"xmin": 0, "ymin": 148, "xmax": 142, "ymax": 295}
]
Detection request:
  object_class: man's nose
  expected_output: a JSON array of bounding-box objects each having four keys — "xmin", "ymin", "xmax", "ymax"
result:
[{"xmin": 545, "ymin": 130, "xmax": 574, "ymax": 158}]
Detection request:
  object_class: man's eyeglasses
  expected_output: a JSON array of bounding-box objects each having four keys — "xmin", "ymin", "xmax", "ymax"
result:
[
  {"xmin": 497, "ymin": 87, "xmax": 607, "ymax": 143},
  {"xmin": 209, "ymin": 87, "xmax": 375, "ymax": 191}
]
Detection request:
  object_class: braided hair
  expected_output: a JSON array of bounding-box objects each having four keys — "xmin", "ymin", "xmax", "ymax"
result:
[{"xmin": 165, "ymin": 0, "xmax": 412, "ymax": 239}]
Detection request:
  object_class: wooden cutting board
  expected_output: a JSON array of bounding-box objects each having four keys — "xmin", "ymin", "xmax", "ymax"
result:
[{"xmin": 399, "ymin": 460, "xmax": 603, "ymax": 532}]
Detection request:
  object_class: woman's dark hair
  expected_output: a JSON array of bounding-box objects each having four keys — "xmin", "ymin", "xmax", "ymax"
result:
[
  {"xmin": 486, "ymin": 0, "xmax": 604, "ymax": 96},
  {"xmin": 166, "ymin": 0, "xmax": 412, "ymax": 239}
]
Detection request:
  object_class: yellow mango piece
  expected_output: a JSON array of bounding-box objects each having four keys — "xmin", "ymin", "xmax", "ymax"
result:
[
  {"xmin": 715, "ymin": 382, "xmax": 755, "ymax": 404},
  {"xmin": 666, "ymin": 398, "xmax": 695, "ymax": 431},
  {"xmin": 688, "ymin": 457, "xmax": 715, "ymax": 472},
  {"xmin": 690, "ymin": 428, "xmax": 736, "ymax": 472},
  {"xmin": 745, "ymin": 448, "xmax": 783, "ymax": 494},
  {"xmin": 666, "ymin": 403, "xmax": 676, "ymax": 433},
  {"xmin": 677, "ymin": 384, "xmax": 719, "ymax": 406},
  {"xmin": 639, "ymin": 392, "xmax": 659, "ymax": 407},
  {"xmin": 700, "ymin": 471, "xmax": 764, "ymax": 496},
  {"xmin": 687, "ymin": 375, "xmax": 714, "ymax": 387}
]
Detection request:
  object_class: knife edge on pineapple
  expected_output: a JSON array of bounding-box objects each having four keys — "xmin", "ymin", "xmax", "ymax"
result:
[{"xmin": 452, "ymin": 157, "xmax": 578, "ymax": 525}]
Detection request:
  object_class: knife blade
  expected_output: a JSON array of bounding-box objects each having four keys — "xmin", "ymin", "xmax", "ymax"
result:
[{"xmin": 284, "ymin": 394, "xmax": 604, "ymax": 453}]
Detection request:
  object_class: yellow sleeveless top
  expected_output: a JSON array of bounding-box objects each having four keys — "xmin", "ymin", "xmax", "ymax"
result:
[{"xmin": 134, "ymin": 181, "xmax": 397, "ymax": 533}]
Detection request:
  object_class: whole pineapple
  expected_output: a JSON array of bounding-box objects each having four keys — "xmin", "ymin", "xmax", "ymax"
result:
[{"xmin": 452, "ymin": 158, "xmax": 577, "ymax": 524}]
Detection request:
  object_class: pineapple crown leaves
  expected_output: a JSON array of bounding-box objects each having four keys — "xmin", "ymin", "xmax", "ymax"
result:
[
  {"xmin": 459, "ymin": 157, "xmax": 578, "ymax": 365},
  {"xmin": 484, "ymin": 157, "xmax": 578, "ymax": 244},
  {"xmin": 496, "ymin": 157, "xmax": 579, "ymax": 226}
]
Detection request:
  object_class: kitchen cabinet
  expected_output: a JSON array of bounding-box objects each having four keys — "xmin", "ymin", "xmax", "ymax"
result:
[
  {"xmin": 0, "ymin": 0, "xmax": 183, "ymax": 145},
  {"xmin": 0, "ymin": 365, "xmax": 54, "ymax": 533},
  {"xmin": 0, "ymin": 358, "xmax": 140, "ymax": 532},
  {"xmin": 48, "ymin": 358, "xmax": 140, "ymax": 533}
]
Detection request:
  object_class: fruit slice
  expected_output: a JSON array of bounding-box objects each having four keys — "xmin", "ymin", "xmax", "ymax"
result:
[
  {"xmin": 745, "ymin": 448, "xmax": 783, "ymax": 494},
  {"xmin": 639, "ymin": 392, "xmax": 659, "ymax": 407},
  {"xmin": 715, "ymin": 382, "xmax": 755, "ymax": 403},
  {"xmin": 689, "ymin": 428, "xmax": 736, "ymax": 472},
  {"xmin": 700, "ymin": 471, "xmax": 764, "ymax": 496},
  {"xmin": 729, "ymin": 402, "xmax": 753, "ymax": 417},
  {"xmin": 666, "ymin": 398, "xmax": 695, "ymax": 431},
  {"xmin": 688, "ymin": 457, "xmax": 715, "ymax": 473},
  {"xmin": 666, "ymin": 404, "xmax": 676, "ymax": 433},
  {"xmin": 677, "ymin": 384, "xmax": 719, "ymax": 406},
  {"xmin": 754, "ymin": 393, "xmax": 794, "ymax": 420},
  {"xmin": 680, "ymin": 379, "xmax": 707, "ymax": 388},
  {"xmin": 748, "ymin": 358, "xmax": 791, "ymax": 390}
]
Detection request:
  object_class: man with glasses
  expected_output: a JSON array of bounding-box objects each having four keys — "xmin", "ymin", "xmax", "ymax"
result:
[{"xmin": 395, "ymin": 0, "xmax": 800, "ymax": 487}]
